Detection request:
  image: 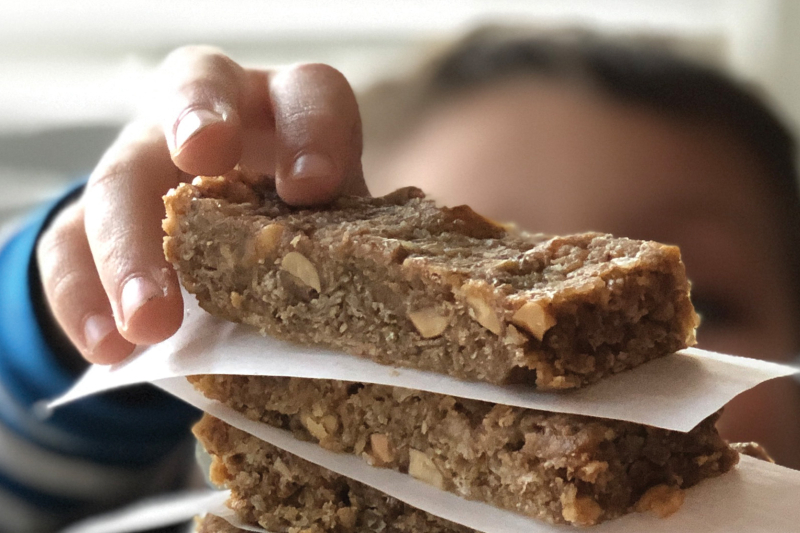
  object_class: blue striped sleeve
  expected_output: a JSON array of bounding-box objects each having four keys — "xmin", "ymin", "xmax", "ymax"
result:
[{"xmin": 0, "ymin": 185, "xmax": 200, "ymax": 531}]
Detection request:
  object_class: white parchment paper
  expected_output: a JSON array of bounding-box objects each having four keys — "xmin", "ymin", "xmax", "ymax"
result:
[
  {"xmin": 59, "ymin": 490, "xmax": 228, "ymax": 533},
  {"xmin": 50, "ymin": 297, "xmax": 797, "ymax": 432},
  {"xmin": 58, "ymin": 488, "xmax": 269, "ymax": 533},
  {"xmin": 149, "ymin": 378, "xmax": 800, "ymax": 533}
]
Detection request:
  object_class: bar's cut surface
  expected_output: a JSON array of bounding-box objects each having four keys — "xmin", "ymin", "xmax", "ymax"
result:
[
  {"xmin": 195, "ymin": 415, "xmax": 476, "ymax": 533},
  {"xmin": 190, "ymin": 375, "xmax": 738, "ymax": 527},
  {"xmin": 196, "ymin": 515, "xmax": 241, "ymax": 533},
  {"xmin": 164, "ymin": 170, "xmax": 698, "ymax": 389}
]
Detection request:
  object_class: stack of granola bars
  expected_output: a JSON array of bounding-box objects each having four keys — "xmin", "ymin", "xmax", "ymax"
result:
[{"xmin": 163, "ymin": 170, "xmax": 738, "ymax": 532}]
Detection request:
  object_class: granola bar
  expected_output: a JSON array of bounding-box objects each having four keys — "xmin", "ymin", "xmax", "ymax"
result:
[
  {"xmin": 194, "ymin": 415, "xmax": 476, "ymax": 533},
  {"xmin": 196, "ymin": 515, "xmax": 241, "ymax": 533},
  {"xmin": 194, "ymin": 513, "xmax": 460, "ymax": 533},
  {"xmin": 164, "ymin": 171, "xmax": 698, "ymax": 389},
  {"xmin": 190, "ymin": 375, "xmax": 738, "ymax": 527}
]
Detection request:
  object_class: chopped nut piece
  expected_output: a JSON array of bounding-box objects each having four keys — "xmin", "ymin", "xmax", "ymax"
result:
[
  {"xmin": 281, "ymin": 252, "xmax": 321, "ymax": 293},
  {"xmin": 370, "ymin": 434, "xmax": 395, "ymax": 464},
  {"xmin": 511, "ymin": 301, "xmax": 556, "ymax": 340},
  {"xmin": 191, "ymin": 173, "xmax": 259, "ymax": 204},
  {"xmin": 577, "ymin": 460, "xmax": 609, "ymax": 483},
  {"xmin": 408, "ymin": 449, "xmax": 445, "ymax": 489},
  {"xmin": 250, "ymin": 223, "xmax": 284, "ymax": 264},
  {"xmin": 525, "ymin": 360, "xmax": 582, "ymax": 390},
  {"xmin": 272, "ymin": 457, "xmax": 293, "ymax": 479},
  {"xmin": 230, "ymin": 291, "xmax": 243, "ymax": 309},
  {"xmin": 353, "ymin": 434, "xmax": 368, "ymax": 455},
  {"xmin": 303, "ymin": 416, "xmax": 328, "ymax": 441},
  {"xmin": 503, "ymin": 324, "xmax": 527, "ymax": 346},
  {"xmin": 694, "ymin": 451, "xmax": 721, "ymax": 466},
  {"xmin": 191, "ymin": 175, "xmax": 225, "ymax": 195},
  {"xmin": 407, "ymin": 308, "xmax": 450, "ymax": 338},
  {"xmin": 465, "ymin": 294, "xmax": 502, "ymax": 335},
  {"xmin": 634, "ymin": 484, "xmax": 685, "ymax": 518},
  {"xmin": 208, "ymin": 456, "xmax": 228, "ymax": 486},
  {"xmin": 336, "ymin": 507, "xmax": 357, "ymax": 529},
  {"xmin": 560, "ymin": 485, "xmax": 603, "ymax": 526},
  {"xmin": 321, "ymin": 415, "xmax": 339, "ymax": 435}
]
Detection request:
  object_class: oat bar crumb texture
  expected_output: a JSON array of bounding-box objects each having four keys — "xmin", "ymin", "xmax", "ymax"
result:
[
  {"xmin": 191, "ymin": 378, "xmax": 738, "ymax": 527},
  {"xmin": 195, "ymin": 415, "xmax": 476, "ymax": 533},
  {"xmin": 164, "ymin": 171, "xmax": 698, "ymax": 389}
]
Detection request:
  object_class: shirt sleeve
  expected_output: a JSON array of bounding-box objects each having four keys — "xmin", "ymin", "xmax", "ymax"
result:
[{"xmin": 0, "ymin": 184, "xmax": 201, "ymax": 532}]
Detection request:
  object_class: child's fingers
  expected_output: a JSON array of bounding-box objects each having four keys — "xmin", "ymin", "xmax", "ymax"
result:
[
  {"xmin": 83, "ymin": 122, "xmax": 186, "ymax": 347},
  {"xmin": 48, "ymin": 50, "xmax": 371, "ymax": 363},
  {"xmin": 156, "ymin": 49, "xmax": 368, "ymax": 205},
  {"xmin": 268, "ymin": 63, "xmax": 369, "ymax": 205},
  {"xmin": 158, "ymin": 46, "xmax": 250, "ymax": 177},
  {"xmin": 36, "ymin": 201, "xmax": 136, "ymax": 364}
]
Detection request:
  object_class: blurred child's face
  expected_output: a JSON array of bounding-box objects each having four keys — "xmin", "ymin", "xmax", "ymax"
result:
[
  {"xmin": 366, "ymin": 79, "xmax": 800, "ymax": 464},
  {"xmin": 368, "ymin": 79, "xmax": 796, "ymax": 360}
]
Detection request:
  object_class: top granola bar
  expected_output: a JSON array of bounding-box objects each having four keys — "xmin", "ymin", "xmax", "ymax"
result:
[{"xmin": 163, "ymin": 169, "xmax": 698, "ymax": 389}]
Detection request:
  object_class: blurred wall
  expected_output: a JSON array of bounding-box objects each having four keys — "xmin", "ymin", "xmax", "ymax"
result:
[{"xmin": 1, "ymin": 0, "xmax": 799, "ymax": 223}]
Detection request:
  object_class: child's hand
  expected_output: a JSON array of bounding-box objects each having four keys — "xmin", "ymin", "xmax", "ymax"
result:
[{"xmin": 36, "ymin": 46, "xmax": 367, "ymax": 365}]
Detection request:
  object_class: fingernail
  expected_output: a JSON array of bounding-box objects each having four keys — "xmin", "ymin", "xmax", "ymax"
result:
[
  {"xmin": 83, "ymin": 314, "xmax": 117, "ymax": 353},
  {"xmin": 120, "ymin": 276, "xmax": 164, "ymax": 330},
  {"xmin": 173, "ymin": 108, "xmax": 223, "ymax": 152},
  {"xmin": 292, "ymin": 153, "xmax": 336, "ymax": 180}
]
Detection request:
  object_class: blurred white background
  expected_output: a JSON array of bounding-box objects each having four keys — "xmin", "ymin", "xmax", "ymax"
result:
[{"xmin": 2, "ymin": 0, "xmax": 800, "ymax": 222}]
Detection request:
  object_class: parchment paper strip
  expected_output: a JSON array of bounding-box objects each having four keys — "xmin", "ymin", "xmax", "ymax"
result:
[
  {"xmin": 59, "ymin": 490, "xmax": 228, "ymax": 533},
  {"xmin": 50, "ymin": 298, "xmax": 798, "ymax": 432},
  {"xmin": 153, "ymin": 377, "xmax": 800, "ymax": 533}
]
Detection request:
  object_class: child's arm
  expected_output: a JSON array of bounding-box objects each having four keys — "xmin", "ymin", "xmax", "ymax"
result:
[{"xmin": 0, "ymin": 187, "xmax": 200, "ymax": 531}]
